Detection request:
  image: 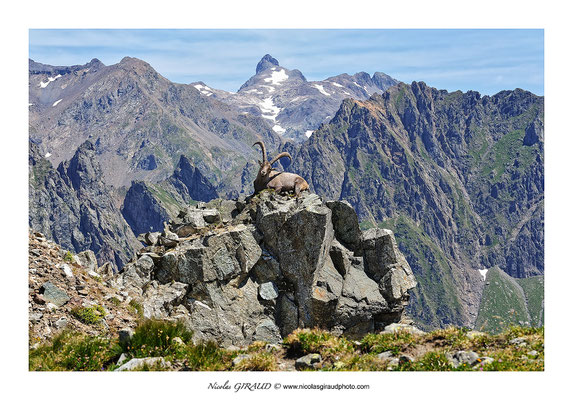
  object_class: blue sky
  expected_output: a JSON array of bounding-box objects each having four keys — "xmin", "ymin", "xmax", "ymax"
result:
[{"xmin": 29, "ymin": 29, "xmax": 543, "ymax": 96}]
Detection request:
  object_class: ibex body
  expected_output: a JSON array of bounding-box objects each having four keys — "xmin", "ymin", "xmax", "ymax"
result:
[{"xmin": 253, "ymin": 141, "xmax": 309, "ymax": 196}]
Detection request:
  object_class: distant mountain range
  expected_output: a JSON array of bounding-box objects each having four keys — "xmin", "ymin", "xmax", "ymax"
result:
[
  {"xmin": 28, "ymin": 55, "xmax": 543, "ymax": 331},
  {"xmin": 194, "ymin": 54, "xmax": 399, "ymax": 141}
]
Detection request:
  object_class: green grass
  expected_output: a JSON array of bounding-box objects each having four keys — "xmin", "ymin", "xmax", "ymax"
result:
[
  {"xmin": 283, "ymin": 328, "xmax": 354, "ymax": 358},
  {"xmin": 29, "ymin": 331, "xmax": 121, "ymax": 371},
  {"xmin": 475, "ymin": 267, "xmax": 531, "ymax": 333},
  {"xmin": 517, "ymin": 275, "xmax": 544, "ymax": 328},
  {"xmin": 29, "ymin": 324, "xmax": 543, "ymax": 371},
  {"xmin": 360, "ymin": 330, "xmax": 417, "ymax": 356},
  {"xmin": 123, "ymin": 319, "xmax": 193, "ymax": 358}
]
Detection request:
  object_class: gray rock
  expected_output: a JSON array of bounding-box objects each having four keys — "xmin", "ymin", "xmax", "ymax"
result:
[
  {"xmin": 75, "ymin": 250, "xmax": 98, "ymax": 271},
  {"xmin": 29, "ymin": 312, "xmax": 43, "ymax": 322},
  {"xmin": 54, "ymin": 317, "xmax": 68, "ymax": 329},
  {"xmin": 116, "ymin": 353, "xmax": 128, "ymax": 366},
  {"xmin": 376, "ymin": 351, "xmax": 394, "ymax": 360},
  {"xmin": 122, "ymin": 255, "xmax": 154, "ymax": 290},
  {"xmin": 59, "ymin": 263, "xmax": 74, "ymax": 278},
  {"xmin": 252, "ymin": 251, "xmax": 281, "ymax": 283},
  {"xmin": 118, "ymin": 328, "xmax": 134, "ymax": 348},
  {"xmin": 329, "ymin": 239, "xmax": 353, "ymax": 276},
  {"xmin": 447, "ymin": 351, "xmax": 480, "ymax": 368},
  {"xmin": 139, "ymin": 232, "xmax": 160, "ymax": 246},
  {"xmin": 334, "ymin": 266, "xmax": 388, "ymax": 333},
  {"xmin": 509, "ymin": 337, "xmax": 528, "ymax": 346},
  {"xmin": 361, "ymin": 228, "xmax": 416, "ymax": 303},
  {"xmin": 326, "ymin": 200, "xmax": 362, "ymax": 251},
  {"xmin": 96, "ymin": 261, "xmax": 118, "ymax": 279},
  {"xmin": 271, "ymin": 197, "xmax": 335, "ymax": 328},
  {"xmin": 277, "ymin": 293, "xmax": 298, "ymax": 337},
  {"xmin": 41, "ymin": 282, "xmax": 70, "ymax": 307},
  {"xmin": 382, "ymin": 323, "xmax": 425, "ymax": 335},
  {"xmin": 142, "ymin": 281, "xmax": 189, "ymax": 319},
  {"xmin": 253, "ymin": 319, "xmax": 282, "ymax": 343},
  {"xmin": 232, "ymin": 354, "xmax": 253, "ymax": 367},
  {"xmin": 159, "ymin": 231, "xmax": 179, "ymax": 248},
  {"xmin": 259, "ymin": 282, "xmax": 279, "ymax": 301},
  {"xmin": 115, "ymin": 357, "xmax": 169, "ymax": 371},
  {"xmin": 159, "ymin": 224, "xmax": 260, "ymax": 285},
  {"xmin": 295, "ymin": 353, "xmax": 322, "ymax": 370},
  {"xmin": 116, "ymin": 191, "xmax": 416, "ymax": 346}
]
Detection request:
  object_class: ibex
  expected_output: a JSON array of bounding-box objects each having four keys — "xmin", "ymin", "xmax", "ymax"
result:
[{"xmin": 253, "ymin": 141, "xmax": 309, "ymax": 196}]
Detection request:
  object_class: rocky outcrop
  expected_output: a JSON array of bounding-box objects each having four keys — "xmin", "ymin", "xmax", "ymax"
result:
[
  {"xmin": 112, "ymin": 191, "xmax": 416, "ymax": 346},
  {"xmin": 29, "ymin": 140, "xmax": 141, "ymax": 268}
]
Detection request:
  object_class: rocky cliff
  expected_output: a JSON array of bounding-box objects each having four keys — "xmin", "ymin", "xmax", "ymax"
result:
[
  {"xmin": 282, "ymin": 82, "xmax": 544, "ymax": 330},
  {"xmin": 111, "ymin": 191, "xmax": 416, "ymax": 346},
  {"xmin": 29, "ymin": 140, "xmax": 141, "ymax": 267},
  {"xmin": 121, "ymin": 154, "xmax": 219, "ymax": 235}
]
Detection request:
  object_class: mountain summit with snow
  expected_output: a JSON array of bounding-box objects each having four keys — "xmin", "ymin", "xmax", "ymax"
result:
[
  {"xmin": 256, "ymin": 54, "xmax": 280, "ymax": 74},
  {"xmin": 193, "ymin": 55, "xmax": 399, "ymax": 141}
]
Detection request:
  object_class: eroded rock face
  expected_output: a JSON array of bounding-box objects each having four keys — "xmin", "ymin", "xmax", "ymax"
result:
[{"xmin": 114, "ymin": 191, "xmax": 417, "ymax": 345}]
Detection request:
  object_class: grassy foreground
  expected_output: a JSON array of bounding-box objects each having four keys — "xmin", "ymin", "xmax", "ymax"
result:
[{"xmin": 29, "ymin": 320, "xmax": 543, "ymax": 371}]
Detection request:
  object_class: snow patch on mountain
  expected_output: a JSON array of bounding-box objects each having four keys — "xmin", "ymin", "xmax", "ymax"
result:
[
  {"xmin": 194, "ymin": 84, "xmax": 214, "ymax": 96},
  {"xmin": 52, "ymin": 99, "xmax": 63, "ymax": 107},
  {"xmin": 273, "ymin": 124, "xmax": 286, "ymax": 134},
  {"xmin": 313, "ymin": 84, "xmax": 330, "ymax": 96},
  {"xmin": 478, "ymin": 268, "xmax": 489, "ymax": 281},
  {"xmin": 259, "ymin": 97, "xmax": 281, "ymax": 121},
  {"xmin": 305, "ymin": 130, "xmax": 314, "ymax": 138},
  {"xmin": 39, "ymin": 75, "xmax": 62, "ymax": 88}
]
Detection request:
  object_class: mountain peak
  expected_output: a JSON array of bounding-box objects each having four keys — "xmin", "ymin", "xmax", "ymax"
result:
[{"xmin": 256, "ymin": 54, "xmax": 280, "ymax": 74}]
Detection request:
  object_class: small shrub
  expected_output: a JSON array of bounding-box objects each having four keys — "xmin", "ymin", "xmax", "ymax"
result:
[
  {"xmin": 109, "ymin": 297, "xmax": 122, "ymax": 307},
  {"xmin": 233, "ymin": 352, "xmax": 277, "ymax": 371},
  {"xmin": 283, "ymin": 328, "xmax": 354, "ymax": 357},
  {"xmin": 64, "ymin": 251, "xmax": 74, "ymax": 263},
  {"xmin": 360, "ymin": 331, "xmax": 417, "ymax": 356},
  {"xmin": 128, "ymin": 300, "xmax": 144, "ymax": 319},
  {"xmin": 125, "ymin": 319, "xmax": 193, "ymax": 358},
  {"xmin": 184, "ymin": 341, "xmax": 231, "ymax": 371},
  {"xmin": 71, "ymin": 304, "xmax": 106, "ymax": 324},
  {"xmin": 411, "ymin": 352, "xmax": 452, "ymax": 371}
]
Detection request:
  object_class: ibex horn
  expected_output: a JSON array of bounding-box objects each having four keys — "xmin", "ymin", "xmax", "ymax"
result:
[
  {"xmin": 269, "ymin": 152, "xmax": 292, "ymax": 166},
  {"xmin": 253, "ymin": 141, "xmax": 267, "ymax": 163}
]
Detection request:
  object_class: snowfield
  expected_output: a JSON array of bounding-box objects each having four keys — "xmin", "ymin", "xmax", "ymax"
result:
[
  {"xmin": 264, "ymin": 69, "xmax": 289, "ymax": 85},
  {"xmin": 313, "ymin": 84, "xmax": 330, "ymax": 96},
  {"xmin": 39, "ymin": 75, "xmax": 62, "ymax": 88}
]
